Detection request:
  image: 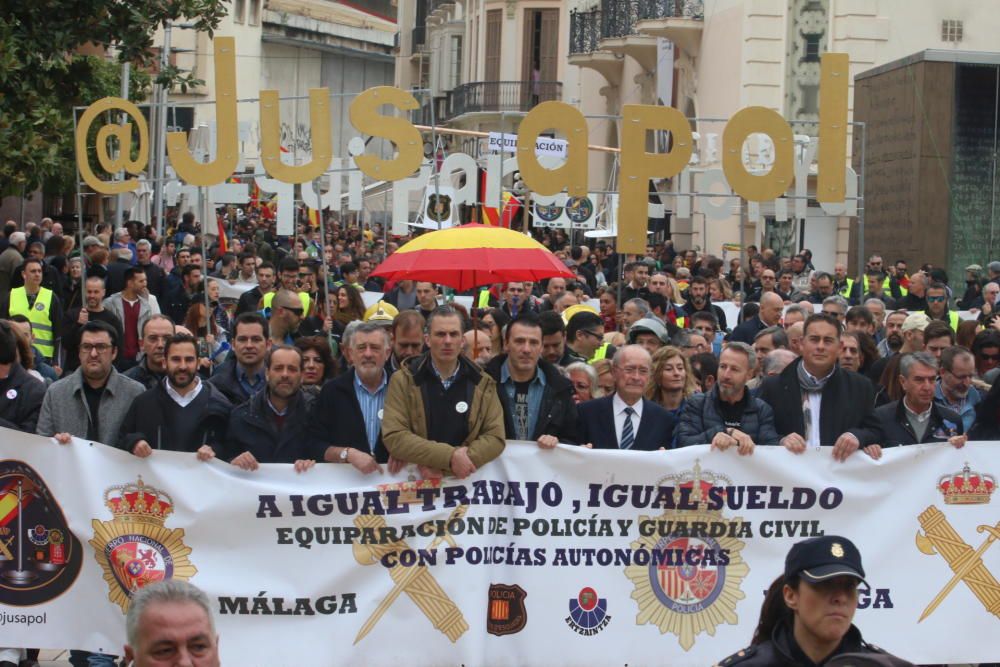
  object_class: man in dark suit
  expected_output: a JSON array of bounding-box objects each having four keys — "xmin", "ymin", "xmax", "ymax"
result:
[
  {"xmin": 577, "ymin": 345, "xmax": 676, "ymax": 451},
  {"xmin": 728, "ymin": 291, "xmax": 783, "ymax": 344},
  {"xmin": 307, "ymin": 321, "xmax": 396, "ymax": 473},
  {"xmin": 758, "ymin": 313, "xmax": 882, "ymax": 461}
]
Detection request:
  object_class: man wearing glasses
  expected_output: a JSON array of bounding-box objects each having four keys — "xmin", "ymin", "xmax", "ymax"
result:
[
  {"xmin": 934, "ymin": 346, "xmax": 981, "ymax": 433},
  {"xmin": 267, "ymin": 290, "xmax": 305, "ymax": 345},
  {"xmin": 577, "ymin": 345, "xmax": 676, "ymax": 451},
  {"xmin": 563, "ymin": 310, "xmax": 611, "ymax": 365},
  {"xmin": 924, "ymin": 282, "xmax": 960, "ymax": 331}
]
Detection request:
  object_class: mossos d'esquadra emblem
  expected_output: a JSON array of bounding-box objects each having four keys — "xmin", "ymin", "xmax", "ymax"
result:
[
  {"xmin": 0, "ymin": 461, "xmax": 83, "ymax": 605},
  {"xmin": 90, "ymin": 477, "xmax": 197, "ymax": 613},
  {"xmin": 624, "ymin": 461, "xmax": 749, "ymax": 650}
]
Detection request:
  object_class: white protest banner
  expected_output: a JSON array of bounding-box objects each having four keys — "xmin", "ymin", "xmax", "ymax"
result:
[
  {"xmin": 2, "ymin": 431, "xmax": 998, "ymax": 664},
  {"xmin": 487, "ymin": 132, "xmax": 568, "ymax": 158}
]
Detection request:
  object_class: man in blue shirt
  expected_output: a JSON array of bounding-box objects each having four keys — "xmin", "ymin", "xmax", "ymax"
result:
[{"xmin": 935, "ymin": 346, "xmax": 981, "ymax": 433}]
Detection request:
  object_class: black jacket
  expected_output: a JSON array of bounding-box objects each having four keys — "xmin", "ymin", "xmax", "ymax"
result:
[
  {"xmin": 676, "ymin": 387, "xmax": 781, "ymax": 447},
  {"xmin": 758, "ymin": 359, "xmax": 882, "ymax": 447},
  {"xmin": 0, "ymin": 363, "xmax": 46, "ymax": 433},
  {"xmin": 682, "ymin": 297, "xmax": 728, "ymax": 330},
  {"xmin": 727, "ymin": 316, "xmax": 766, "ymax": 344},
  {"xmin": 223, "ymin": 389, "xmax": 315, "ymax": 464},
  {"xmin": 306, "ymin": 368, "xmax": 392, "ymax": 463},
  {"xmin": 123, "ymin": 358, "xmax": 166, "ymax": 390},
  {"xmin": 484, "ymin": 354, "xmax": 579, "ymax": 444},
  {"xmin": 875, "ymin": 400, "xmax": 963, "ymax": 447},
  {"xmin": 236, "ymin": 286, "xmax": 265, "ymax": 317},
  {"xmin": 117, "ymin": 381, "xmax": 232, "ymax": 453},
  {"xmin": 577, "ymin": 396, "xmax": 676, "ymax": 451},
  {"xmin": 716, "ymin": 621, "xmax": 905, "ymax": 666},
  {"xmin": 208, "ymin": 356, "xmax": 260, "ymax": 405}
]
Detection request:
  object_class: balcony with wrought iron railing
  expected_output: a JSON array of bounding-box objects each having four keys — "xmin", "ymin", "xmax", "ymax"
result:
[
  {"xmin": 446, "ymin": 81, "xmax": 563, "ymax": 121},
  {"xmin": 569, "ymin": 8, "xmax": 625, "ymax": 84},
  {"xmin": 598, "ymin": 0, "xmax": 656, "ymax": 71},
  {"xmin": 634, "ymin": 0, "xmax": 704, "ymax": 55}
]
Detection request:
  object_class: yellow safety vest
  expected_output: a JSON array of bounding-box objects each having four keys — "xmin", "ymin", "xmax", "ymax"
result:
[
  {"xmin": 838, "ymin": 278, "xmax": 855, "ymax": 299},
  {"xmin": 947, "ymin": 311, "xmax": 960, "ymax": 332},
  {"xmin": 477, "ymin": 289, "xmax": 492, "ymax": 309},
  {"xmin": 588, "ymin": 343, "xmax": 610, "ymax": 364},
  {"xmin": 262, "ymin": 291, "xmax": 311, "ymax": 316},
  {"xmin": 10, "ymin": 287, "xmax": 54, "ymax": 360},
  {"xmin": 863, "ymin": 275, "xmax": 907, "ymax": 297}
]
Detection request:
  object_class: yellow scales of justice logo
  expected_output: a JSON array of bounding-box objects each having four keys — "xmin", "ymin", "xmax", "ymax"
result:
[
  {"xmin": 90, "ymin": 477, "xmax": 197, "ymax": 613},
  {"xmin": 352, "ymin": 477, "xmax": 469, "ymax": 644},
  {"xmin": 624, "ymin": 462, "xmax": 750, "ymax": 650},
  {"xmin": 915, "ymin": 462, "xmax": 1000, "ymax": 621}
]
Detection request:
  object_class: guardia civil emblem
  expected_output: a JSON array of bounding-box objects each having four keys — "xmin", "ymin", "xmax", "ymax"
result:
[
  {"xmin": 90, "ymin": 477, "xmax": 197, "ymax": 614},
  {"xmin": 624, "ymin": 462, "xmax": 749, "ymax": 650}
]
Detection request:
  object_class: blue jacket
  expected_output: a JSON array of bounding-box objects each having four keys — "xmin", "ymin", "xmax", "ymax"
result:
[{"xmin": 676, "ymin": 387, "xmax": 781, "ymax": 447}]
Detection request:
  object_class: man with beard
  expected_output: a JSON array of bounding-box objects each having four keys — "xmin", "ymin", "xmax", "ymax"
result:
[
  {"xmin": 63, "ymin": 275, "xmax": 124, "ymax": 374},
  {"xmin": 868, "ymin": 312, "xmax": 928, "ymax": 384},
  {"xmin": 223, "ymin": 345, "xmax": 316, "ymax": 471},
  {"xmin": 118, "ymin": 333, "xmax": 231, "ymax": 458},
  {"xmin": 390, "ymin": 310, "xmax": 425, "ymax": 371},
  {"xmin": 682, "ymin": 276, "xmax": 728, "ymax": 330},
  {"xmin": 308, "ymin": 322, "xmax": 397, "ymax": 473},
  {"xmin": 935, "ymin": 346, "xmax": 981, "ymax": 432},
  {"xmin": 123, "ymin": 315, "xmax": 176, "ymax": 389},
  {"xmin": 677, "ymin": 342, "xmax": 780, "ymax": 450}
]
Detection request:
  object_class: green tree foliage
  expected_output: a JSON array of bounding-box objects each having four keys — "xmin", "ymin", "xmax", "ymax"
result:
[{"xmin": 0, "ymin": 0, "xmax": 229, "ymax": 197}]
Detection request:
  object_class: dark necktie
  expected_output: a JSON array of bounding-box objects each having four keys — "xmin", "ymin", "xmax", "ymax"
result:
[{"xmin": 620, "ymin": 406, "xmax": 635, "ymax": 450}]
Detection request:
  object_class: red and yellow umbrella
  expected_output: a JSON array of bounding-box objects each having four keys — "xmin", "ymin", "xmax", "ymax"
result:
[{"xmin": 372, "ymin": 223, "xmax": 574, "ymax": 291}]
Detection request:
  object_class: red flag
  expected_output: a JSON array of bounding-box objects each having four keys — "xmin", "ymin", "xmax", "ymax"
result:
[{"xmin": 216, "ymin": 214, "xmax": 228, "ymax": 254}]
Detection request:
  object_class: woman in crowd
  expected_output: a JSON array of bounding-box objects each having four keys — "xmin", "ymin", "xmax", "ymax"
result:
[
  {"xmin": 709, "ymin": 277, "xmax": 733, "ymax": 304},
  {"xmin": 206, "ymin": 279, "xmax": 233, "ymax": 347},
  {"xmin": 598, "ymin": 290, "xmax": 618, "ymax": 333},
  {"xmin": 566, "ymin": 362, "xmax": 601, "ymax": 404},
  {"xmin": 331, "ymin": 284, "xmax": 366, "ymax": 327},
  {"xmin": 592, "ymin": 358, "xmax": 615, "ymax": 398},
  {"xmin": 295, "ymin": 336, "xmax": 338, "ymax": 396},
  {"xmin": 183, "ymin": 301, "xmax": 225, "ymax": 374},
  {"xmin": 645, "ymin": 346, "xmax": 698, "ymax": 420},
  {"xmin": 480, "ymin": 308, "xmax": 511, "ymax": 358}
]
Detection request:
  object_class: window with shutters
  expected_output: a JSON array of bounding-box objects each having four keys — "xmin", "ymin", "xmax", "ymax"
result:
[{"xmin": 485, "ymin": 10, "xmax": 502, "ymax": 81}]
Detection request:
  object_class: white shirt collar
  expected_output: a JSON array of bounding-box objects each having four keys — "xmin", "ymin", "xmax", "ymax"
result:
[
  {"xmin": 903, "ymin": 398, "xmax": 932, "ymax": 422},
  {"xmin": 612, "ymin": 392, "xmax": 643, "ymax": 418},
  {"xmin": 165, "ymin": 377, "xmax": 203, "ymax": 408}
]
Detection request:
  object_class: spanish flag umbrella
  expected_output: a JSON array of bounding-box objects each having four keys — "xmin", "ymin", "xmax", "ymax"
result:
[{"xmin": 371, "ymin": 223, "xmax": 574, "ymax": 291}]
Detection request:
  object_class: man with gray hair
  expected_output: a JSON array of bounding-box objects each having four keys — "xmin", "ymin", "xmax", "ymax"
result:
[
  {"xmin": 135, "ymin": 237, "xmax": 166, "ymax": 300},
  {"xmin": 761, "ymin": 348, "xmax": 798, "ymax": 378},
  {"xmin": 872, "ymin": 351, "xmax": 966, "ymax": 453},
  {"xmin": 309, "ymin": 321, "xmax": 396, "ymax": 473},
  {"xmin": 577, "ymin": 344, "xmax": 675, "ymax": 450},
  {"xmin": 677, "ymin": 342, "xmax": 780, "ymax": 452},
  {"xmin": 0, "ymin": 230, "xmax": 25, "ymax": 294},
  {"xmin": 821, "ymin": 295, "xmax": 849, "ymax": 325},
  {"xmin": 123, "ymin": 579, "xmax": 219, "ymax": 666},
  {"xmin": 620, "ymin": 297, "xmax": 651, "ymax": 330}
]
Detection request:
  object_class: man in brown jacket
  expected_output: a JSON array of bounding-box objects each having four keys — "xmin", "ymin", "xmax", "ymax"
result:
[{"xmin": 382, "ymin": 305, "xmax": 505, "ymax": 478}]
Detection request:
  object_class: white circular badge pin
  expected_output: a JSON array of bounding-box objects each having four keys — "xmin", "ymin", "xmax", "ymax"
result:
[
  {"xmin": 5, "ymin": 389, "xmax": 16, "ymax": 400},
  {"xmin": 377, "ymin": 409, "xmax": 384, "ymax": 420},
  {"xmin": 455, "ymin": 401, "xmax": 469, "ymax": 414}
]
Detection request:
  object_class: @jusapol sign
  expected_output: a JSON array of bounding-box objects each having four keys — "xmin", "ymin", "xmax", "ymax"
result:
[{"xmin": 75, "ymin": 37, "xmax": 852, "ymax": 252}]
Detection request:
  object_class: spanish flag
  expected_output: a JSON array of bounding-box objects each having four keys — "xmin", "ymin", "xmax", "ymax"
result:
[
  {"xmin": 479, "ymin": 169, "xmax": 521, "ymax": 228},
  {"xmin": 217, "ymin": 213, "xmax": 228, "ymax": 254},
  {"xmin": 307, "ymin": 208, "xmax": 320, "ymax": 228}
]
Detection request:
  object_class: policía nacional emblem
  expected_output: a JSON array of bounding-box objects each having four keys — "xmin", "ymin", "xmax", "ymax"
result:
[
  {"xmin": 0, "ymin": 461, "xmax": 83, "ymax": 605},
  {"xmin": 623, "ymin": 461, "xmax": 749, "ymax": 650},
  {"xmin": 90, "ymin": 477, "xmax": 197, "ymax": 614}
]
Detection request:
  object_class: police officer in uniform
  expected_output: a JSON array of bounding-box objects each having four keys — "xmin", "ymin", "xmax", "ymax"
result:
[{"xmin": 714, "ymin": 535, "xmax": 912, "ymax": 666}]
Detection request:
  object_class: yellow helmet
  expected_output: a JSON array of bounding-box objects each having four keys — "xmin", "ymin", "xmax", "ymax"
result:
[
  {"xmin": 561, "ymin": 303, "xmax": 599, "ymax": 325},
  {"xmin": 364, "ymin": 300, "xmax": 399, "ymax": 324}
]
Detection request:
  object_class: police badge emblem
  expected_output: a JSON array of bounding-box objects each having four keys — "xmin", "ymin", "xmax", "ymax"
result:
[
  {"xmin": 90, "ymin": 477, "xmax": 197, "ymax": 614},
  {"xmin": 487, "ymin": 583, "xmax": 528, "ymax": 636},
  {"xmin": 624, "ymin": 462, "xmax": 749, "ymax": 651}
]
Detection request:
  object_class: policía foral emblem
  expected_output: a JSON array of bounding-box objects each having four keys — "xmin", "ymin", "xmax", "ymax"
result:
[
  {"xmin": 566, "ymin": 586, "xmax": 610, "ymax": 635},
  {"xmin": 915, "ymin": 462, "xmax": 999, "ymax": 622},
  {"xmin": 90, "ymin": 477, "xmax": 197, "ymax": 613},
  {"xmin": 0, "ymin": 461, "xmax": 83, "ymax": 605},
  {"xmin": 624, "ymin": 461, "xmax": 749, "ymax": 650},
  {"xmin": 487, "ymin": 583, "xmax": 527, "ymax": 636}
]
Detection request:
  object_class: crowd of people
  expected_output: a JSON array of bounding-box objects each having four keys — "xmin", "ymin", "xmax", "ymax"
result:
[{"xmin": 0, "ymin": 213, "xmax": 996, "ymax": 665}]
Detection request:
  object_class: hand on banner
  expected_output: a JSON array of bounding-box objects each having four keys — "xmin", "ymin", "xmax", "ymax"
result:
[
  {"xmin": 450, "ymin": 447, "xmax": 476, "ymax": 479},
  {"xmin": 387, "ymin": 456, "xmax": 406, "ymax": 475},
  {"xmin": 131, "ymin": 440, "xmax": 153, "ymax": 458},
  {"xmin": 832, "ymin": 432, "xmax": 860, "ymax": 461},
  {"xmin": 537, "ymin": 435, "xmax": 559, "ymax": 449},
  {"xmin": 231, "ymin": 451, "xmax": 260, "ymax": 471},
  {"xmin": 949, "ymin": 434, "xmax": 968, "ymax": 449},
  {"xmin": 346, "ymin": 448, "xmax": 383, "ymax": 475},
  {"xmin": 53, "ymin": 433, "xmax": 72, "ymax": 445},
  {"xmin": 418, "ymin": 464, "xmax": 443, "ymax": 479},
  {"xmin": 581, "ymin": 443, "xmax": 594, "ymax": 449},
  {"xmin": 781, "ymin": 433, "xmax": 806, "ymax": 454},
  {"xmin": 197, "ymin": 445, "xmax": 217, "ymax": 462},
  {"xmin": 731, "ymin": 429, "xmax": 755, "ymax": 456},
  {"xmin": 710, "ymin": 431, "xmax": 737, "ymax": 452},
  {"xmin": 293, "ymin": 459, "xmax": 316, "ymax": 473},
  {"xmin": 863, "ymin": 444, "xmax": 883, "ymax": 460}
]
